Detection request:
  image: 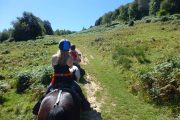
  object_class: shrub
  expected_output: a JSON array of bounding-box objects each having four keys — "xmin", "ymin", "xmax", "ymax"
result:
[
  {"xmin": 0, "ymin": 75, "xmax": 5, "ymax": 80},
  {"xmin": 128, "ymin": 20, "xmax": 134, "ymax": 26},
  {"xmin": 112, "ymin": 48, "xmax": 133, "ymax": 69},
  {"xmin": 117, "ymin": 56, "xmax": 132, "ymax": 69},
  {"xmin": 16, "ymin": 65, "xmax": 53, "ymax": 92},
  {"xmin": 94, "ymin": 37, "xmax": 104, "ymax": 42},
  {"xmin": 44, "ymin": 40, "xmax": 58, "ymax": 46},
  {"xmin": 16, "ymin": 72, "xmax": 31, "ymax": 93},
  {"xmin": 145, "ymin": 19, "xmax": 151, "ymax": 23},
  {"xmin": 140, "ymin": 57, "xmax": 180, "ymax": 105},
  {"xmin": 160, "ymin": 16, "xmax": 169, "ymax": 22},
  {"xmin": 40, "ymin": 67, "xmax": 53, "ymax": 85},
  {"xmin": 158, "ymin": 9, "xmax": 169, "ymax": 16},
  {"xmin": 112, "ymin": 46, "xmax": 149, "ymax": 67},
  {"xmin": 0, "ymin": 83, "xmax": 11, "ymax": 92},
  {"xmin": 172, "ymin": 14, "xmax": 180, "ymax": 20},
  {"xmin": 0, "ymin": 91, "xmax": 5, "ymax": 104},
  {"xmin": 1, "ymin": 49, "xmax": 10, "ymax": 54},
  {"xmin": 0, "ymin": 29, "xmax": 11, "ymax": 42},
  {"xmin": 30, "ymin": 66, "xmax": 53, "ymax": 86}
]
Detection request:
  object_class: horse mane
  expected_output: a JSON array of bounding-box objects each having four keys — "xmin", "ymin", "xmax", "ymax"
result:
[{"xmin": 48, "ymin": 106, "xmax": 65, "ymax": 120}]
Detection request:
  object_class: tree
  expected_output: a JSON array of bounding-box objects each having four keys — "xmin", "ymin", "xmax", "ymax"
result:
[
  {"xmin": 119, "ymin": 5, "xmax": 129, "ymax": 21},
  {"xmin": 128, "ymin": 0, "xmax": 141, "ymax": 20},
  {"xmin": 0, "ymin": 29, "xmax": 10, "ymax": 42},
  {"xmin": 54, "ymin": 29, "xmax": 60, "ymax": 35},
  {"xmin": 160, "ymin": 0, "xmax": 180, "ymax": 15},
  {"xmin": 95, "ymin": 17, "xmax": 102, "ymax": 26},
  {"xmin": 149, "ymin": 0, "xmax": 160, "ymax": 15},
  {"xmin": 43, "ymin": 20, "xmax": 53, "ymax": 35},
  {"xmin": 138, "ymin": 0, "xmax": 150, "ymax": 16},
  {"xmin": 112, "ymin": 8, "xmax": 120, "ymax": 21},
  {"xmin": 12, "ymin": 12, "xmax": 44, "ymax": 41},
  {"xmin": 102, "ymin": 12, "xmax": 113, "ymax": 25},
  {"xmin": 54, "ymin": 29, "xmax": 75, "ymax": 35},
  {"xmin": 82, "ymin": 27, "xmax": 86, "ymax": 31}
]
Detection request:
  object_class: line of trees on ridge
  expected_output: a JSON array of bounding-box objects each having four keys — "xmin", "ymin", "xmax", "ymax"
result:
[
  {"xmin": 0, "ymin": 12, "xmax": 75, "ymax": 42},
  {"xmin": 95, "ymin": 0, "xmax": 180, "ymax": 26}
]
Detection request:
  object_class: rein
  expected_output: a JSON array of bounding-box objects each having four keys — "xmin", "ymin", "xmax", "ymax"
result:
[{"xmin": 54, "ymin": 90, "xmax": 62, "ymax": 107}]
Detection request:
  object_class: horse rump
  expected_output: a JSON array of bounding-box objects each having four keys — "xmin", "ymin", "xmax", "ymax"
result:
[{"xmin": 48, "ymin": 106, "xmax": 65, "ymax": 120}]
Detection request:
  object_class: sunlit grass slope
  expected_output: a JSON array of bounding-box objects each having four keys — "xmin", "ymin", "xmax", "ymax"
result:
[{"xmin": 0, "ymin": 21, "xmax": 179, "ymax": 120}]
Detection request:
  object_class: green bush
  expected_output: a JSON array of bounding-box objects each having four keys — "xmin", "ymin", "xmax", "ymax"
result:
[
  {"xmin": 0, "ymin": 29, "xmax": 11, "ymax": 42},
  {"xmin": 39, "ymin": 67, "xmax": 53, "ymax": 85},
  {"xmin": 0, "ymin": 75, "xmax": 5, "ymax": 80},
  {"xmin": 160, "ymin": 16, "xmax": 170, "ymax": 22},
  {"xmin": 94, "ymin": 37, "xmax": 104, "ymax": 42},
  {"xmin": 145, "ymin": 19, "xmax": 151, "ymax": 23},
  {"xmin": 28, "ymin": 66, "xmax": 53, "ymax": 86},
  {"xmin": 112, "ymin": 46, "xmax": 149, "ymax": 67},
  {"xmin": 1, "ymin": 49, "xmax": 10, "ymax": 54},
  {"xmin": 0, "ymin": 91, "xmax": 5, "ymax": 104},
  {"xmin": 128, "ymin": 20, "xmax": 134, "ymax": 26},
  {"xmin": 158, "ymin": 9, "xmax": 169, "ymax": 16},
  {"xmin": 172, "ymin": 14, "xmax": 180, "ymax": 20},
  {"xmin": 140, "ymin": 57, "xmax": 180, "ymax": 105},
  {"xmin": 113, "ymin": 54, "xmax": 132, "ymax": 69},
  {"xmin": 16, "ymin": 66, "xmax": 53, "ymax": 93},
  {"xmin": 16, "ymin": 72, "xmax": 31, "ymax": 93}
]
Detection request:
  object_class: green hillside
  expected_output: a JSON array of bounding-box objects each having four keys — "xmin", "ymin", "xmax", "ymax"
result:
[{"xmin": 0, "ymin": 19, "xmax": 180, "ymax": 119}]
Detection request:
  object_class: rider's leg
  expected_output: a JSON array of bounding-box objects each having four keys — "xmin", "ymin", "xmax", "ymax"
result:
[
  {"xmin": 73, "ymin": 63, "xmax": 81, "ymax": 69},
  {"xmin": 71, "ymin": 81, "xmax": 91, "ymax": 111},
  {"xmin": 32, "ymin": 83, "xmax": 54, "ymax": 115}
]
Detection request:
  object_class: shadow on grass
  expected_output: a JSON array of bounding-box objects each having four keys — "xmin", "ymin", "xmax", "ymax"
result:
[
  {"xmin": 81, "ymin": 109, "xmax": 102, "ymax": 120},
  {"xmin": 79, "ymin": 77, "xmax": 90, "ymax": 84}
]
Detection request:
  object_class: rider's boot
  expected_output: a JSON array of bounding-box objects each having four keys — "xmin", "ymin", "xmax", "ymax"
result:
[
  {"xmin": 71, "ymin": 81, "xmax": 91, "ymax": 111},
  {"xmin": 76, "ymin": 86, "xmax": 91, "ymax": 111},
  {"xmin": 81, "ymin": 96, "xmax": 91, "ymax": 111}
]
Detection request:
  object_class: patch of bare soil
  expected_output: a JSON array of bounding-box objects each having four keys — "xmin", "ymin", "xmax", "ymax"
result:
[
  {"xmin": 78, "ymin": 50, "xmax": 103, "ymax": 120},
  {"xmin": 80, "ymin": 74, "xmax": 103, "ymax": 120},
  {"xmin": 85, "ymin": 74, "xmax": 103, "ymax": 113}
]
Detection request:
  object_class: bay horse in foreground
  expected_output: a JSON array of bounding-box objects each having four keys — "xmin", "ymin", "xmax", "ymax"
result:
[{"xmin": 37, "ymin": 89, "xmax": 81, "ymax": 120}]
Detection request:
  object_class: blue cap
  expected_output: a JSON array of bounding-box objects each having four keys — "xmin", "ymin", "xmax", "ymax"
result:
[{"xmin": 59, "ymin": 39, "xmax": 71, "ymax": 51}]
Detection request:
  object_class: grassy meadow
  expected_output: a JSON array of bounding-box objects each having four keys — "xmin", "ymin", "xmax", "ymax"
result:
[{"xmin": 0, "ymin": 20, "xmax": 180, "ymax": 120}]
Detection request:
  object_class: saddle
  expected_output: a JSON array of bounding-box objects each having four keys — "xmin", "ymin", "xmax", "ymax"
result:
[{"xmin": 52, "ymin": 86, "xmax": 81, "ymax": 108}]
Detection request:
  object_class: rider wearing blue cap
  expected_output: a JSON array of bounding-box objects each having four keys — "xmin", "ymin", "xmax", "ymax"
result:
[{"xmin": 33, "ymin": 39, "xmax": 90, "ymax": 115}]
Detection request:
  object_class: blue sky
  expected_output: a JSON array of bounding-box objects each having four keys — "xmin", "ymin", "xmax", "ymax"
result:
[{"xmin": 0, "ymin": 0, "xmax": 133, "ymax": 32}]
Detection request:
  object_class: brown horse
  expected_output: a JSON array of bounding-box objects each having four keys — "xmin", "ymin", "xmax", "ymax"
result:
[{"xmin": 37, "ymin": 89, "xmax": 81, "ymax": 120}]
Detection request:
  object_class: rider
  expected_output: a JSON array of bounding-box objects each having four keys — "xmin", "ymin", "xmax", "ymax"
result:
[
  {"xmin": 69, "ymin": 44, "xmax": 81, "ymax": 68},
  {"xmin": 33, "ymin": 39, "xmax": 90, "ymax": 115}
]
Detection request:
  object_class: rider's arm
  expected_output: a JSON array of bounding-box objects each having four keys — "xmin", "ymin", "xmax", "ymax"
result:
[
  {"xmin": 69, "ymin": 65, "xmax": 80, "ymax": 81},
  {"xmin": 52, "ymin": 54, "xmax": 59, "ymax": 66},
  {"xmin": 76, "ymin": 51, "xmax": 81, "ymax": 63},
  {"xmin": 67, "ymin": 56, "xmax": 73, "ymax": 67}
]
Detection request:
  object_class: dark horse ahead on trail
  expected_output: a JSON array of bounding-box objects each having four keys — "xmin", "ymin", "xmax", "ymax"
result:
[{"xmin": 37, "ymin": 89, "xmax": 81, "ymax": 120}]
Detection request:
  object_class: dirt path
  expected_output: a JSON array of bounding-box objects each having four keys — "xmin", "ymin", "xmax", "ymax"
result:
[{"xmin": 77, "ymin": 50, "xmax": 103, "ymax": 120}]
